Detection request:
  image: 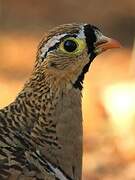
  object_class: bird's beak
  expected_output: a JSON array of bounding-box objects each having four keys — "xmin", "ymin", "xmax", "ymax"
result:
[{"xmin": 94, "ymin": 34, "xmax": 121, "ymax": 54}]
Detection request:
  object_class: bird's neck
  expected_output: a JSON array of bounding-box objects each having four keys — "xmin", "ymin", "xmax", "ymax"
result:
[{"xmin": 10, "ymin": 72, "xmax": 83, "ymax": 179}]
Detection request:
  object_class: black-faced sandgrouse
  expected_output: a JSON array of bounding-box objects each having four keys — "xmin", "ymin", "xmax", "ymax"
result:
[{"xmin": 0, "ymin": 23, "xmax": 120, "ymax": 180}]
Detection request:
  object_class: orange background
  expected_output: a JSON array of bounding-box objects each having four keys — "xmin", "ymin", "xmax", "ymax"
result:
[{"xmin": 0, "ymin": 1, "xmax": 135, "ymax": 179}]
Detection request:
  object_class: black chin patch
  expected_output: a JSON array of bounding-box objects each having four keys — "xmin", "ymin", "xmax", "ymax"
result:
[{"xmin": 73, "ymin": 24, "xmax": 97, "ymax": 90}]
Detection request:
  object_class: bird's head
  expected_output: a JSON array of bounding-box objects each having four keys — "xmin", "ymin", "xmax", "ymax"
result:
[{"xmin": 35, "ymin": 23, "xmax": 120, "ymax": 90}]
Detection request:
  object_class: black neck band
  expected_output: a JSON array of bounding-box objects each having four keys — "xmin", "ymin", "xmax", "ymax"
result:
[{"xmin": 73, "ymin": 24, "xmax": 97, "ymax": 90}]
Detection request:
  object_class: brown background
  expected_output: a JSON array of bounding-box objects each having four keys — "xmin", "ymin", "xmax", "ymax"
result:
[{"xmin": 0, "ymin": 0, "xmax": 135, "ymax": 46}]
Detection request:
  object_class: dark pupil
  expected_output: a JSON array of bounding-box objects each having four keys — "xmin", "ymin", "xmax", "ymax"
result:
[{"xmin": 64, "ymin": 40, "xmax": 77, "ymax": 52}]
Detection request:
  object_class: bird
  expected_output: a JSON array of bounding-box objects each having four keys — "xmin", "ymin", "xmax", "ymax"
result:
[{"xmin": 0, "ymin": 23, "xmax": 120, "ymax": 180}]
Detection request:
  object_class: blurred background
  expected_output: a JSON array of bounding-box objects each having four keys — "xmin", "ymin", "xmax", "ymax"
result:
[{"xmin": 0, "ymin": 0, "xmax": 135, "ymax": 179}]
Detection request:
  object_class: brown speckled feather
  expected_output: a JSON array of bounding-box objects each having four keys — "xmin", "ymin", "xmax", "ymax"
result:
[{"xmin": 0, "ymin": 23, "xmax": 119, "ymax": 180}]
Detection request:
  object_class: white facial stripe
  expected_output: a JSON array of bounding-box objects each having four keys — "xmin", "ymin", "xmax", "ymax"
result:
[
  {"xmin": 77, "ymin": 26, "xmax": 85, "ymax": 39},
  {"xmin": 94, "ymin": 29, "xmax": 104, "ymax": 41},
  {"xmin": 40, "ymin": 33, "xmax": 67, "ymax": 58},
  {"xmin": 40, "ymin": 26, "xmax": 86, "ymax": 60}
]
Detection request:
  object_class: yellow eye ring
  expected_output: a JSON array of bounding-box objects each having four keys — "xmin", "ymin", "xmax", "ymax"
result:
[{"xmin": 59, "ymin": 37, "xmax": 86, "ymax": 56}]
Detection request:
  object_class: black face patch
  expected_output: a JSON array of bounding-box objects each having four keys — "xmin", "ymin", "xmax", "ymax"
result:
[
  {"xmin": 84, "ymin": 24, "xmax": 97, "ymax": 60},
  {"xmin": 73, "ymin": 24, "xmax": 98, "ymax": 90}
]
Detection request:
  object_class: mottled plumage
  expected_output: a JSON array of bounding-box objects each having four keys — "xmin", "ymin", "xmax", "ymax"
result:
[{"xmin": 0, "ymin": 23, "xmax": 120, "ymax": 180}]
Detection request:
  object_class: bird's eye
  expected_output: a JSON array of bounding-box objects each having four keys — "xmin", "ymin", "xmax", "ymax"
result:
[
  {"xmin": 63, "ymin": 39, "xmax": 78, "ymax": 52},
  {"xmin": 59, "ymin": 37, "xmax": 86, "ymax": 55}
]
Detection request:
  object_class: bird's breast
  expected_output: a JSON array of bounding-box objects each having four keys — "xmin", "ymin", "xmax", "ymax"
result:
[{"xmin": 50, "ymin": 88, "xmax": 83, "ymax": 180}]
